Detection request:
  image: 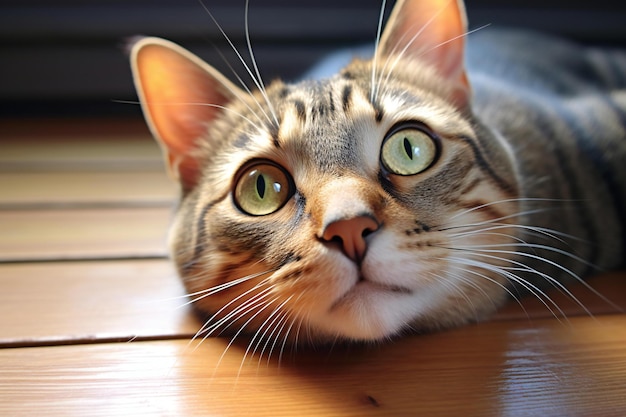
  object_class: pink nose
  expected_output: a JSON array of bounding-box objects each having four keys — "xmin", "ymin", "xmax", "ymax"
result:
[{"xmin": 321, "ymin": 216, "xmax": 380, "ymax": 263}]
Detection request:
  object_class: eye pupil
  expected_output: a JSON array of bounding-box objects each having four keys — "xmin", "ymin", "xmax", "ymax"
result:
[
  {"xmin": 403, "ymin": 137, "xmax": 413, "ymax": 160},
  {"xmin": 256, "ymin": 174, "xmax": 266, "ymax": 199}
]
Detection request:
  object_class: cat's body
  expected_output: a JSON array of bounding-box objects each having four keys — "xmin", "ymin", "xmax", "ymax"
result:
[
  {"xmin": 466, "ymin": 29, "xmax": 626, "ymax": 283},
  {"xmin": 131, "ymin": 0, "xmax": 626, "ymax": 345}
]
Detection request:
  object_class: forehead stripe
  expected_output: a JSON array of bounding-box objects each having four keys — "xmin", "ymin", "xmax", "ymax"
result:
[
  {"xmin": 293, "ymin": 99, "xmax": 307, "ymax": 123},
  {"xmin": 342, "ymin": 84, "xmax": 353, "ymax": 112}
]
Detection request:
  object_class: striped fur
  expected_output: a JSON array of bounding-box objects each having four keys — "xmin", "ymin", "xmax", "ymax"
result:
[
  {"xmin": 130, "ymin": 0, "xmax": 625, "ymax": 346},
  {"xmin": 468, "ymin": 29, "xmax": 626, "ymax": 285}
]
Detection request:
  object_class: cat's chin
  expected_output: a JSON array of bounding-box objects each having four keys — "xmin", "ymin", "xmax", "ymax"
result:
[{"xmin": 308, "ymin": 279, "xmax": 442, "ymax": 342}]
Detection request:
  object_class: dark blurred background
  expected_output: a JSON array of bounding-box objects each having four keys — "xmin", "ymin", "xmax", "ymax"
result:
[{"xmin": 2, "ymin": 0, "xmax": 626, "ymax": 119}]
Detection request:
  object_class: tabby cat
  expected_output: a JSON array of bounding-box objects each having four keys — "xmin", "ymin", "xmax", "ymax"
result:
[{"xmin": 130, "ymin": 0, "xmax": 626, "ymax": 345}]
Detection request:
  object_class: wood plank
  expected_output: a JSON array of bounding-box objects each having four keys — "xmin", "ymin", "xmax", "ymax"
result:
[
  {"xmin": 0, "ymin": 171, "xmax": 177, "ymax": 207},
  {"xmin": 0, "ymin": 259, "xmax": 199, "ymax": 347},
  {"xmin": 1, "ymin": 315, "xmax": 625, "ymax": 417},
  {"xmin": 0, "ymin": 207, "xmax": 171, "ymax": 261},
  {"xmin": 0, "ymin": 135, "xmax": 163, "ymax": 172},
  {"xmin": 0, "ymin": 119, "xmax": 162, "ymax": 172}
]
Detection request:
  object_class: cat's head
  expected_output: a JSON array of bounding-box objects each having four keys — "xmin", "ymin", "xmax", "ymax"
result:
[{"xmin": 130, "ymin": 0, "xmax": 520, "ymax": 343}]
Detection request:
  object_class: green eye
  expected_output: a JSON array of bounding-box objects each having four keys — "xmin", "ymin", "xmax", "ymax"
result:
[
  {"xmin": 381, "ymin": 127, "xmax": 438, "ymax": 176},
  {"xmin": 234, "ymin": 162, "xmax": 294, "ymax": 216}
]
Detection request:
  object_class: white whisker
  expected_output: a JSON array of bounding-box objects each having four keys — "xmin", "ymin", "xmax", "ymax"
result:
[
  {"xmin": 275, "ymin": 309, "xmax": 301, "ymax": 366},
  {"xmin": 448, "ymin": 223, "xmax": 586, "ymax": 246},
  {"xmin": 189, "ymin": 276, "xmax": 274, "ymax": 349},
  {"xmin": 419, "ymin": 24, "xmax": 490, "ymax": 58},
  {"xmin": 286, "ymin": 308, "xmax": 308, "ymax": 361},
  {"xmin": 454, "ymin": 246, "xmax": 591, "ymax": 284},
  {"xmin": 445, "ymin": 247, "xmax": 623, "ymax": 314},
  {"xmin": 445, "ymin": 262, "xmax": 528, "ymax": 317},
  {"xmin": 263, "ymin": 294, "xmax": 308, "ymax": 365},
  {"xmin": 180, "ymin": 269, "xmax": 276, "ymax": 309},
  {"xmin": 246, "ymin": 296, "xmax": 294, "ymax": 369},
  {"xmin": 439, "ymin": 208, "xmax": 549, "ymax": 231},
  {"xmin": 244, "ymin": 0, "xmax": 279, "ymax": 126},
  {"xmin": 198, "ymin": 283, "xmax": 273, "ymax": 340},
  {"xmin": 445, "ymin": 256, "xmax": 568, "ymax": 321},
  {"xmin": 445, "ymin": 249, "xmax": 593, "ymax": 318},
  {"xmin": 138, "ymin": 101, "xmax": 259, "ymax": 128},
  {"xmin": 448, "ymin": 230, "xmax": 531, "ymax": 246},
  {"xmin": 197, "ymin": 0, "xmax": 277, "ymax": 126},
  {"xmin": 448, "ymin": 197, "xmax": 575, "ymax": 221},
  {"xmin": 245, "ymin": 296, "xmax": 291, "ymax": 362},
  {"xmin": 209, "ymin": 293, "xmax": 278, "ymax": 381},
  {"xmin": 262, "ymin": 309, "xmax": 293, "ymax": 366},
  {"xmin": 224, "ymin": 295, "xmax": 282, "ymax": 379},
  {"xmin": 370, "ymin": 0, "xmax": 388, "ymax": 103},
  {"xmin": 450, "ymin": 243, "xmax": 597, "ymax": 270},
  {"xmin": 429, "ymin": 270, "xmax": 481, "ymax": 321},
  {"xmin": 211, "ymin": 45, "xmax": 275, "ymax": 128}
]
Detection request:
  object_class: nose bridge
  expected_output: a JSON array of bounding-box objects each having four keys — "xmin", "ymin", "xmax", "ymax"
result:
[
  {"xmin": 315, "ymin": 177, "xmax": 381, "ymax": 263},
  {"xmin": 316, "ymin": 178, "xmax": 375, "ymax": 227}
]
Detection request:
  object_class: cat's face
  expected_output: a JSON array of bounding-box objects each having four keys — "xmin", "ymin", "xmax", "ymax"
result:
[{"xmin": 131, "ymin": 0, "xmax": 520, "ymax": 343}]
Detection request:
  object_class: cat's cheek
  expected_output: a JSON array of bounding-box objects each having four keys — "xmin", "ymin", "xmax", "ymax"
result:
[
  {"xmin": 362, "ymin": 231, "xmax": 445, "ymax": 290},
  {"xmin": 289, "ymin": 250, "xmax": 361, "ymax": 311}
]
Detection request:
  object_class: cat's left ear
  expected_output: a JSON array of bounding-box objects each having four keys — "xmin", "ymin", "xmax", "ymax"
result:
[
  {"xmin": 130, "ymin": 37, "xmax": 244, "ymax": 191},
  {"xmin": 379, "ymin": 0, "xmax": 470, "ymax": 108}
]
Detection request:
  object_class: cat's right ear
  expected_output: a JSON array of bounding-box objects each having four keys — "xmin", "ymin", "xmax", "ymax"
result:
[{"xmin": 130, "ymin": 37, "xmax": 244, "ymax": 191}]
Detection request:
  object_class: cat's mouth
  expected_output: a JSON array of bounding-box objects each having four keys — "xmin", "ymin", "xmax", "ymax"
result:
[
  {"xmin": 360, "ymin": 279, "xmax": 413, "ymax": 295},
  {"xmin": 330, "ymin": 276, "xmax": 413, "ymax": 311}
]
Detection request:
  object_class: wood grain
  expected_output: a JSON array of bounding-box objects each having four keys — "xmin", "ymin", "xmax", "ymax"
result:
[
  {"xmin": 1, "ymin": 315, "xmax": 625, "ymax": 417},
  {"xmin": 0, "ymin": 207, "xmax": 170, "ymax": 261},
  {"xmin": 0, "ymin": 134, "xmax": 162, "ymax": 171},
  {"xmin": 0, "ymin": 171, "xmax": 176, "ymax": 207},
  {"xmin": 0, "ymin": 260, "xmax": 199, "ymax": 347}
]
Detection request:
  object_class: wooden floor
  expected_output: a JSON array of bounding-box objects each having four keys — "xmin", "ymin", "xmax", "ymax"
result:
[{"xmin": 1, "ymin": 118, "xmax": 625, "ymax": 416}]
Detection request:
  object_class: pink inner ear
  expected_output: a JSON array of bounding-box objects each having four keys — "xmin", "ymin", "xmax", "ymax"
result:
[
  {"xmin": 132, "ymin": 39, "xmax": 240, "ymax": 190},
  {"xmin": 379, "ymin": 0, "xmax": 470, "ymax": 104}
]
